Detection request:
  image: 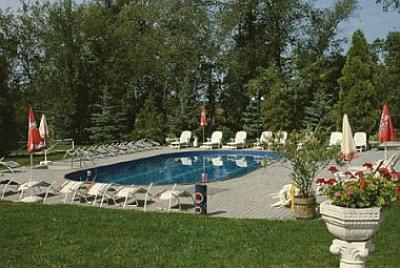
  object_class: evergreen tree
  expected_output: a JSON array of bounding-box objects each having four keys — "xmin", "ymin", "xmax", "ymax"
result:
[
  {"xmin": 166, "ymin": 78, "xmax": 198, "ymax": 135},
  {"xmin": 383, "ymin": 32, "xmax": 400, "ymax": 120},
  {"xmin": 0, "ymin": 12, "xmax": 18, "ymax": 154},
  {"xmin": 242, "ymin": 98, "xmax": 262, "ymax": 139},
  {"xmin": 334, "ymin": 30, "xmax": 380, "ymax": 134},
  {"xmin": 131, "ymin": 95, "xmax": 163, "ymax": 142},
  {"xmin": 302, "ymin": 88, "xmax": 334, "ymax": 130},
  {"xmin": 87, "ymin": 88, "xmax": 126, "ymax": 143}
]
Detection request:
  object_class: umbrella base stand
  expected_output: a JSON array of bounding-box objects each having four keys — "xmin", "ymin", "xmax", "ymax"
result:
[{"xmin": 40, "ymin": 160, "xmax": 53, "ymax": 166}]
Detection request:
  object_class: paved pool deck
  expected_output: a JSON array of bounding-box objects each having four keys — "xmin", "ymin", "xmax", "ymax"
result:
[{"xmin": 1, "ymin": 147, "xmax": 397, "ymax": 220}]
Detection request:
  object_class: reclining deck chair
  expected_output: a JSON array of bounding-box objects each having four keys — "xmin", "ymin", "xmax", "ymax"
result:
[
  {"xmin": 76, "ymin": 182, "xmax": 116, "ymax": 206},
  {"xmin": 270, "ymin": 184, "xmax": 298, "ymax": 208},
  {"xmin": 170, "ymin": 131, "xmax": 192, "ymax": 149},
  {"xmin": 107, "ymin": 183, "xmax": 153, "ymax": 209},
  {"xmin": 200, "ymin": 131, "xmax": 223, "ymax": 149},
  {"xmin": 0, "ymin": 157, "xmax": 22, "ymax": 174},
  {"xmin": 253, "ymin": 131, "xmax": 273, "ymax": 150},
  {"xmin": 222, "ymin": 131, "xmax": 247, "ymax": 149},
  {"xmin": 154, "ymin": 183, "xmax": 194, "ymax": 212},
  {"xmin": 329, "ymin": 132, "xmax": 343, "ymax": 146},
  {"xmin": 354, "ymin": 132, "xmax": 368, "ymax": 152}
]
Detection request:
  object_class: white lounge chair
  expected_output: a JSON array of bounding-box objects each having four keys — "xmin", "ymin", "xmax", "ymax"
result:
[
  {"xmin": 329, "ymin": 132, "xmax": 342, "ymax": 146},
  {"xmin": 354, "ymin": 132, "xmax": 368, "ymax": 152},
  {"xmin": 200, "ymin": 131, "xmax": 223, "ymax": 149},
  {"xmin": 222, "ymin": 131, "xmax": 247, "ymax": 149},
  {"xmin": 253, "ymin": 131, "xmax": 273, "ymax": 150},
  {"xmin": 105, "ymin": 183, "xmax": 153, "ymax": 209},
  {"xmin": 153, "ymin": 183, "xmax": 194, "ymax": 212},
  {"xmin": 170, "ymin": 131, "xmax": 192, "ymax": 149},
  {"xmin": 76, "ymin": 182, "xmax": 116, "ymax": 206},
  {"xmin": 0, "ymin": 157, "xmax": 22, "ymax": 174},
  {"xmin": 275, "ymin": 131, "xmax": 288, "ymax": 145},
  {"xmin": 48, "ymin": 180, "xmax": 85, "ymax": 204},
  {"xmin": 270, "ymin": 184, "xmax": 298, "ymax": 208}
]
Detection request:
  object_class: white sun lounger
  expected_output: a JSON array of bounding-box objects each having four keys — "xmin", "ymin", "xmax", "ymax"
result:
[
  {"xmin": 222, "ymin": 131, "xmax": 247, "ymax": 149},
  {"xmin": 329, "ymin": 132, "xmax": 342, "ymax": 146},
  {"xmin": 354, "ymin": 132, "xmax": 367, "ymax": 152},
  {"xmin": 107, "ymin": 183, "xmax": 153, "ymax": 209},
  {"xmin": 154, "ymin": 183, "xmax": 194, "ymax": 212},
  {"xmin": 170, "ymin": 131, "xmax": 192, "ymax": 149},
  {"xmin": 200, "ymin": 131, "xmax": 223, "ymax": 149},
  {"xmin": 253, "ymin": 131, "xmax": 273, "ymax": 150}
]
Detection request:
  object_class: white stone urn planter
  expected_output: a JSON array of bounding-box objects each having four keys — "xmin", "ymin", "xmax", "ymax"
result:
[{"xmin": 320, "ymin": 200, "xmax": 386, "ymax": 268}]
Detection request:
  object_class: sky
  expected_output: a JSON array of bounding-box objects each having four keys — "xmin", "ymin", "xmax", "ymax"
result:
[{"xmin": 0, "ymin": 0, "xmax": 399, "ymax": 47}]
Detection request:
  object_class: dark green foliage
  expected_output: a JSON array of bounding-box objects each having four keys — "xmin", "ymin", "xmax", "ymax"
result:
[
  {"xmin": 303, "ymin": 89, "xmax": 335, "ymax": 130},
  {"xmin": 334, "ymin": 30, "xmax": 380, "ymax": 134},
  {"xmin": 0, "ymin": 202, "xmax": 399, "ymax": 267},
  {"xmin": 0, "ymin": 12, "xmax": 18, "ymax": 154},
  {"xmin": 242, "ymin": 98, "xmax": 262, "ymax": 139},
  {"xmin": 131, "ymin": 95, "xmax": 163, "ymax": 142},
  {"xmin": 382, "ymin": 32, "xmax": 400, "ymax": 119},
  {"xmin": 88, "ymin": 88, "xmax": 126, "ymax": 143}
]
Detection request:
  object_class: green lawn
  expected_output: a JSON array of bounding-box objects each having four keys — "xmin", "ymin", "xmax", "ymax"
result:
[{"xmin": 0, "ymin": 202, "xmax": 398, "ymax": 268}]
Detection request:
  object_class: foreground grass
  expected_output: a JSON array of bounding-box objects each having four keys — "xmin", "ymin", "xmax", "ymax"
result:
[{"xmin": 0, "ymin": 202, "xmax": 398, "ymax": 268}]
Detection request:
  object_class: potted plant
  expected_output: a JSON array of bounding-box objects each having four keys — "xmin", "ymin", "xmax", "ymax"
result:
[
  {"xmin": 317, "ymin": 164, "xmax": 399, "ymax": 267},
  {"xmin": 318, "ymin": 164, "xmax": 399, "ymax": 241},
  {"xmin": 277, "ymin": 127, "xmax": 341, "ymax": 219}
]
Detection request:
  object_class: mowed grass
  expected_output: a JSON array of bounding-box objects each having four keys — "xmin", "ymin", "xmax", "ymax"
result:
[{"xmin": 0, "ymin": 202, "xmax": 399, "ymax": 268}]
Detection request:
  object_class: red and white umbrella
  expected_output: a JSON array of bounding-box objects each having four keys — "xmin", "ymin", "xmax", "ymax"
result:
[
  {"xmin": 27, "ymin": 106, "xmax": 44, "ymax": 179},
  {"xmin": 27, "ymin": 106, "xmax": 45, "ymax": 153},
  {"xmin": 379, "ymin": 104, "xmax": 395, "ymax": 160},
  {"xmin": 200, "ymin": 106, "xmax": 207, "ymax": 143}
]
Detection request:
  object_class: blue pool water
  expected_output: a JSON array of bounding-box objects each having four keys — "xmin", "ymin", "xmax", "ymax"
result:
[{"xmin": 65, "ymin": 150, "xmax": 280, "ymax": 185}]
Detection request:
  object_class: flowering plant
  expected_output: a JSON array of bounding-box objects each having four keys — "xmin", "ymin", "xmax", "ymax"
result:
[{"xmin": 316, "ymin": 163, "xmax": 400, "ymax": 208}]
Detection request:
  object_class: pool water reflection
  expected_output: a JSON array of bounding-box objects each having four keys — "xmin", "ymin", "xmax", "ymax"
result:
[{"xmin": 65, "ymin": 151, "xmax": 280, "ymax": 185}]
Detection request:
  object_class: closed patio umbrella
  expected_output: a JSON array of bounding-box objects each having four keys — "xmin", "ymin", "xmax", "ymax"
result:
[
  {"xmin": 27, "ymin": 106, "xmax": 45, "ymax": 179},
  {"xmin": 341, "ymin": 114, "xmax": 357, "ymax": 162},
  {"xmin": 379, "ymin": 104, "xmax": 395, "ymax": 161},
  {"xmin": 200, "ymin": 106, "xmax": 207, "ymax": 143},
  {"xmin": 39, "ymin": 114, "xmax": 51, "ymax": 165}
]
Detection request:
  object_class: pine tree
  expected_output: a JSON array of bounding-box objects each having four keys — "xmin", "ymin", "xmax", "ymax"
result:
[
  {"xmin": 166, "ymin": 78, "xmax": 198, "ymax": 135},
  {"xmin": 87, "ymin": 88, "xmax": 126, "ymax": 143},
  {"xmin": 383, "ymin": 32, "xmax": 400, "ymax": 120},
  {"xmin": 334, "ymin": 30, "xmax": 380, "ymax": 134},
  {"xmin": 302, "ymin": 88, "xmax": 334, "ymax": 130},
  {"xmin": 131, "ymin": 95, "xmax": 163, "ymax": 142},
  {"xmin": 243, "ymin": 98, "xmax": 262, "ymax": 139}
]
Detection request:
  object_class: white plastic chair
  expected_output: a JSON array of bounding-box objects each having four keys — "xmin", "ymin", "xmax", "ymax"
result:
[
  {"xmin": 170, "ymin": 131, "xmax": 192, "ymax": 149},
  {"xmin": 154, "ymin": 183, "xmax": 194, "ymax": 212},
  {"xmin": 200, "ymin": 131, "xmax": 223, "ymax": 149},
  {"xmin": 223, "ymin": 131, "xmax": 247, "ymax": 149},
  {"xmin": 354, "ymin": 132, "xmax": 367, "ymax": 152},
  {"xmin": 329, "ymin": 132, "xmax": 343, "ymax": 146}
]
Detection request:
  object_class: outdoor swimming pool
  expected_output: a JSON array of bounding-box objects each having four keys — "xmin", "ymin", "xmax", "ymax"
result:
[{"xmin": 65, "ymin": 150, "xmax": 281, "ymax": 185}]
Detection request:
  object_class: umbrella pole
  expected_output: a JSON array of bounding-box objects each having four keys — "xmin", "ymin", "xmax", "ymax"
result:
[
  {"xmin": 30, "ymin": 153, "xmax": 33, "ymax": 182},
  {"xmin": 202, "ymin": 127, "xmax": 205, "ymax": 143},
  {"xmin": 384, "ymin": 141, "xmax": 387, "ymax": 161}
]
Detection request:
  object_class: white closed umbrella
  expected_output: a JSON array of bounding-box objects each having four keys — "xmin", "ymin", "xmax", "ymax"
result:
[
  {"xmin": 341, "ymin": 114, "xmax": 357, "ymax": 162},
  {"xmin": 39, "ymin": 114, "xmax": 51, "ymax": 165}
]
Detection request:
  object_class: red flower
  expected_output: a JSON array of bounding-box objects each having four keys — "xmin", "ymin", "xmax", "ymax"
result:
[
  {"xmin": 362, "ymin": 162, "xmax": 374, "ymax": 170},
  {"xmin": 325, "ymin": 178, "xmax": 337, "ymax": 186},
  {"xmin": 344, "ymin": 171, "xmax": 355, "ymax": 178},
  {"xmin": 390, "ymin": 171, "xmax": 399, "ymax": 180},
  {"xmin": 396, "ymin": 185, "xmax": 400, "ymax": 193},
  {"xmin": 328, "ymin": 166, "xmax": 339, "ymax": 174},
  {"xmin": 315, "ymin": 178, "xmax": 325, "ymax": 184},
  {"xmin": 379, "ymin": 167, "xmax": 390, "ymax": 176},
  {"xmin": 355, "ymin": 171, "xmax": 365, "ymax": 178}
]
